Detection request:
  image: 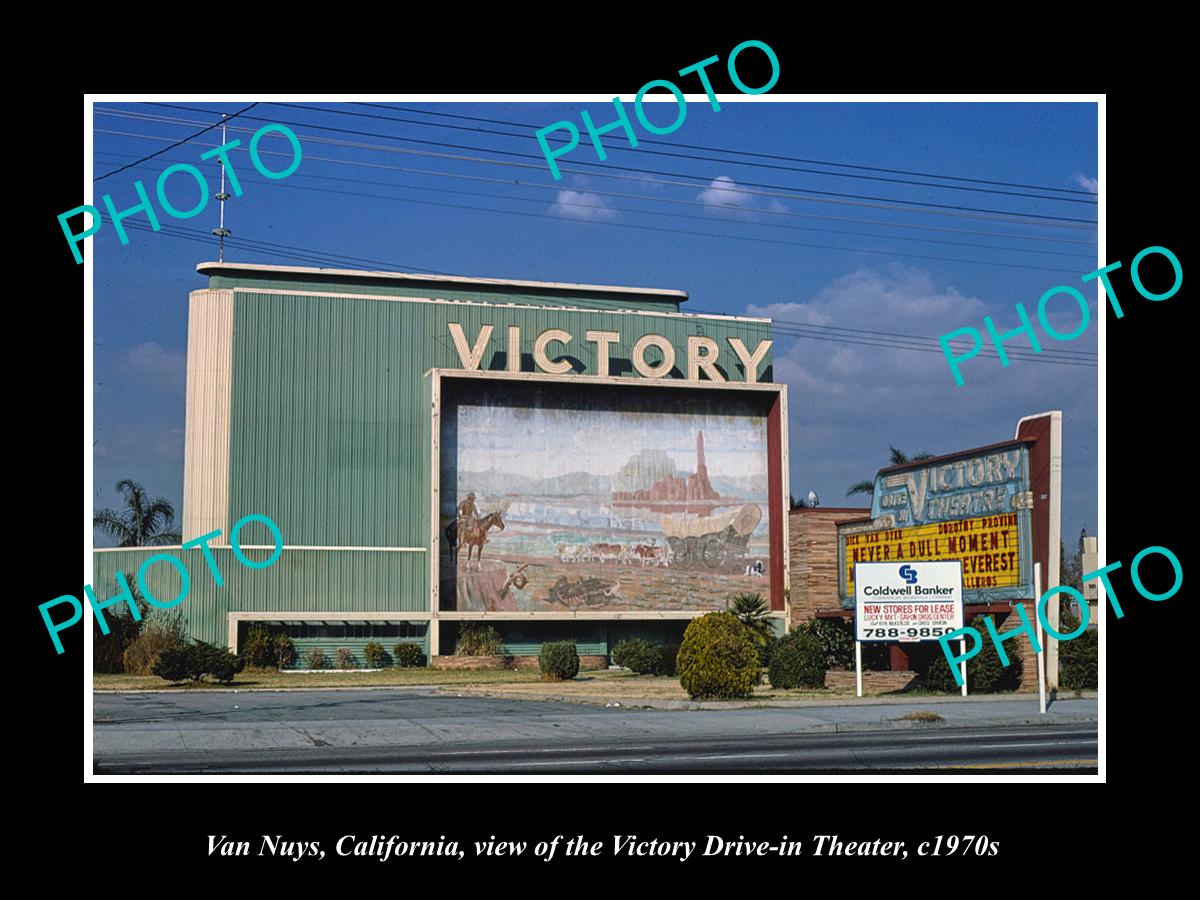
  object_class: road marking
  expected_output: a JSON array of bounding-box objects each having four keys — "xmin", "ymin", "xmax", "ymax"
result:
[
  {"xmin": 946, "ymin": 758, "xmax": 1098, "ymax": 769},
  {"xmin": 695, "ymin": 753, "xmax": 794, "ymax": 760},
  {"xmin": 968, "ymin": 740, "xmax": 1097, "ymax": 750}
]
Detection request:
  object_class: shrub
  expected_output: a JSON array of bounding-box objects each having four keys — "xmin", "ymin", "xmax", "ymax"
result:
[
  {"xmin": 152, "ymin": 644, "xmax": 193, "ymax": 682},
  {"xmin": 612, "ymin": 639, "xmax": 679, "ymax": 675},
  {"xmin": 915, "ymin": 614, "xmax": 1023, "ymax": 693},
  {"xmin": 1058, "ymin": 606, "xmax": 1097, "ymax": 694},
  {"xmin": 612, "ymin": 638, "xmax": 657, "ymax": 673},
  {"xmin": 757, "ymin": 632, "xmax": 778, "ymax": 668},
  {"xmin": 730, "ymin": 592, "xmax": 774, "ymax": 658},
  {"xmin": 335, "ymin": 648, "xmax": 356, "ymax": 669},
  {"xmin": 393, "ymin": 643, "xmax": 426, "ymax": 668},
  {"xmin": 768, "ymin": 630, "xmax": 826, "ymax": 689},
  {"xmin": 93, "ymin": 609, "xmax": 142, "ymax": 673},
  {"xmin": 797, "ymin": 617, "xmax": 856, "ymax": 670},
  {"xmin": 305, "ymin": 647, "xmax": 328, "ymax": 670},
  {"xmin": 456, "ymin": 623, "xmax": 503, "ymax": 656},
  {"xmin": 241, "ymin": 624, "xmax": 277, "ymax": 669},
  {"xmin": 656, "ymin": 643, "xmax": 679, "ymax": 677},
  {"xmin": 273, "ymin": 634, "xmax": 296, "ymax": 669},
  {"xmin": 122, "ymin": 609, "xmax": 188, "ymax": 675},
  {"xmin": 677, "ymin": 612, "xmax": 761, "ymax": 701},
  {"xmin": 151, "ymin": 640, "xmax": 243, "ymax": 684},
  {"xmin": 196, "ymin": 640, "xmax": 244, "ymax": 684},
  {"xmin": 92, "ymin": 588, "xmax": 152, "ymax": 673},
  {"xmin": 539, "ymin": 641, "xmax": 580, "ymax": 681},
  {"xmin": 363, "ymin": 641, "xmax": 388, "ymax": 668}
]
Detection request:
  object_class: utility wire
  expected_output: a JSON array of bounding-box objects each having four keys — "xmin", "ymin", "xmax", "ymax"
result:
[
  {"xmin": 93, "ymin": 134, "xmax": 1085, "ymax": 275},
  {"xmin": 354, "ymin": 103, "xmax": 1098, "ymax": 197},
  {"xmin": 135, "ymin": 103, "xmax": 1098, "ymax": 225},
  {"xmin": 93, "ymin": 147, "xmax": 1094, "ymax": 262},
  {"xmin": 96, "ymin": 121, "xmax": 1098, "ymax": 235},
  {"xmin": 94, "ymin": 103, "xmax": 258, "ymax": 183},
  {"xmin": 115, "ymin": 219, "xmax": 1095, "ymax": 367},
  {"xmin": 94, "ymin": 116, "xmax": 1096, "ymax": 245},
  {"xmin": 266, "ymin": 102, "xmax": 1097, "ymax": 205}
]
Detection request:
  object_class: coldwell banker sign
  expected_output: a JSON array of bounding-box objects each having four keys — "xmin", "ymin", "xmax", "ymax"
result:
[
  {"xmin": 838, "ymin": 441, "xmax": 1037, "ymax": 607},
  {"xmin": 854, "ymin": 561, "xmax": 964, "ymax": 642}
]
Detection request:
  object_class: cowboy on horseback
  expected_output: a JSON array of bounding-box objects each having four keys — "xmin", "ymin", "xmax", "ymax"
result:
[{"xmin": 456, "ymin": 492, "xmax": 479, "ymax": 533}]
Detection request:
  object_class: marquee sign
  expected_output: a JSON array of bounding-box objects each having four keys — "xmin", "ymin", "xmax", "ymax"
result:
[{"xmin": 838, "ymin": 442, "xmax": 1035, "ymax": 606}]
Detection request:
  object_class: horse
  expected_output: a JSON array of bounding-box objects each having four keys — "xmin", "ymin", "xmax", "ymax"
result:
[{"xmin": 457, "ymin": 510, "xmax": 506, "ymax": 565}]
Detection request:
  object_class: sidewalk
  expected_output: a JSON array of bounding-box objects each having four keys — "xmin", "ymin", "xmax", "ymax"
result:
[
  {"xmin": 93, "ymin": 690, "xmax": 1097, "ymax": 758},
  {"xmin": 438, "ymin": 683, "xmax": 1099, "ymax": 712}
]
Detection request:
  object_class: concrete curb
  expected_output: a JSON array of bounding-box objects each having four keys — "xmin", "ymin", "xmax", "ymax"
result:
[{"xmin": 433, "ymin": 688, "xmax": 1099, "ymax": 711}]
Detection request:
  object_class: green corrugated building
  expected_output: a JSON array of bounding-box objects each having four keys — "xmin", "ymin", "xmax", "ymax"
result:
[{"xmin": 95, "ymin": 262, "xmax": 790, "ymax": 668}]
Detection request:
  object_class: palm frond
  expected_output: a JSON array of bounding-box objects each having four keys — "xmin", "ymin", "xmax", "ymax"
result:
[
  {"xmin": 888, "ymin": 446, "xmax": 910, "ymax": 466},
  {"xmin": 93, "ymin": 508, "xmax": 135, "ymax": 546},
  {"xmin": 846, "ymin": 480, "xmax": 876, "ymax": 497}
]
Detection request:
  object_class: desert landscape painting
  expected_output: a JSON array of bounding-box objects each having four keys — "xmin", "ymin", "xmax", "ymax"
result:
[{"xmin": 440, "ymin": 397, "xmax": 773, "ymax": 612}]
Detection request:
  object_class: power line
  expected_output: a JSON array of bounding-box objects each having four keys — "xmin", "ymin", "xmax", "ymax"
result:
[
  {"xmin": 265, "ymin": 102, "xmax": 1097, "ymax": 206},
  {"xmin": 135, "ymin": 103, "xmax": 1098, "ymax": 225},
  {"xmin": 93, "ymin": 134, "xmax": 1087, "ymax": 275},
  {"xmin": 98, "ymin": 115, "xmax": 1097, "ymax": 232},
  {"xmin": 114, "ymin": 220, "xmax": 1095, "ymax": 368},
  {"xmin": 94, "ymin": 103, "xmax": 258, "ymax": 183},
  {"xmin": 93, "ymin": 147, "xmax": 1094, "ymax": 263},
  {"xmin": 354, "ymin": 103, "xmax": 1098, "ymax": 197},
  {"xmin": 95, "ymin": 115, "xmax": 1096, "ymax": 245}
]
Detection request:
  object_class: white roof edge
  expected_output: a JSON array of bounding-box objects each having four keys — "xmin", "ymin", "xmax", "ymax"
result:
[{"xmin": 196, "ymin": 261, "xmax": 688, "ymax": 301}]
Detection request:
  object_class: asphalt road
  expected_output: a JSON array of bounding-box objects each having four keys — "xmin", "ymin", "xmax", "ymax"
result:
[{"xmin": 93, "ymin": 689, "xmax": 1098, "ymax": 774}]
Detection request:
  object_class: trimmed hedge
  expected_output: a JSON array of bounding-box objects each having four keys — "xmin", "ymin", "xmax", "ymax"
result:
[
  {"xmin": 363, "ymin": 641, "xmax": 388, "ymax": 668},
  {"xmin": 612, "ymin": 638, "xmax": 654, "ymax": 671},
  {"xmin": 796, "ymin": 617, "xmax": 855, "ymax": 670},
  {"xmin": 273, "ymin": 634, "xmax": 296, "ymax": 669},
  {"xmin": 768, "ymin": 630, "xmax": 826, "ymax": 689},
  {"xmin": 915, "ymin": 614, "xmax": 1023, "ymax": 693},
  {"xmin": 457, "ymin": 623, "xmax": 503, "ymax": 656},
  {"xmin": 1058, "ymin": 607, "xmax": 1097, "ymax": 694},
  {"xmin": 539, "ymin": 641, "xmax": 580, "ymax": 681},
  {"xmin": 152, "ymin": 640, "xmax": 244, "ymax": 684},
  {"xmin": 393, "ymin": 643, "xmax": 425, "ymax": 668},
  {"xmin": 305, "ymin": 647, "xmax": 328, "ymax": 670},
  {"xmin": 241, "ymin": 624, "xmax": 276, "ymax": 668},
  {"xmin": 677, "ymin": 612, "xmax": 761, "ymax": 701}
]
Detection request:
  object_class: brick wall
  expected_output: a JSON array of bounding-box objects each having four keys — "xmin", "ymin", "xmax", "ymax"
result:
[
  {"xmin": 788, "ymin": 507, "xmax": 870, "ymax": 628},
  {"xmin": 826, "ymin": 670, "xmax": 918, "ymax": 692}
]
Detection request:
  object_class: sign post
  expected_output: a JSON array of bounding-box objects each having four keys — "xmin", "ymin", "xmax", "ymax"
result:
[
  {"xmin": 960, "ymin": 637, "xmax": 967, "ymax": 697},
  {"xmin": 855, "ymin": 560, "xmax": 964, "ymax": 693},
  {"xmin": 1035, "ymin": 561, "xmax": 1046, "ymax": 714},
  {"xmin": 855, "ymin": 640, "xmax": 863, "ymax": 698}
]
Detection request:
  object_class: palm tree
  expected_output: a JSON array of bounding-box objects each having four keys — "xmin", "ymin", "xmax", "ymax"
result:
[
  {"xmin": 846, "ymin": 446, "xmax": 935, "ymax": 497},
  {"xmin": 94, "ymin": 479, "xmax": 182, "ymax": 546},
  {"xmin": 729, "ymin": 593, "xmax": 773, "ymax": 644}
]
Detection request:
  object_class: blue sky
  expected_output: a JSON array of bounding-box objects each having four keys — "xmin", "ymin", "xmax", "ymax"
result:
[{"xmin": 90, "ymin": 100, "xmax": 1098, "ymax": 548}]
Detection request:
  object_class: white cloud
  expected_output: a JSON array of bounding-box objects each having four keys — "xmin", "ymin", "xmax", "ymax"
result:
[
  {"xmin": 696, "ymin": 175, "xmax": 756, "ymax": 215},
  {"xmin": 550, "ymin": 189, "xmax": 618, "ymax": 221},
  {"xmin": 748, "ymin": 265, "xmax": 1097, "ymax": 534},
  {"xmin": 1073, "ymin": 173, "xmax": 1098, "ymax": 193},
  {"xmin": 120, "ymin": 342, "xmax": 186, "ymax": 393}
]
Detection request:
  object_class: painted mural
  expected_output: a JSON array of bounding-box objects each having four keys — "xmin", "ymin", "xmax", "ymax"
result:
[{"xmin": 440, "ymin": 398, "xmax": 772, "ymax": 612}]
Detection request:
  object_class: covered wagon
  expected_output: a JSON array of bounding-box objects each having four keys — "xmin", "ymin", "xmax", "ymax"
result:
[{"xmin": 659, "ymin": 502, "xmax": 762, "ymax": 570}]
